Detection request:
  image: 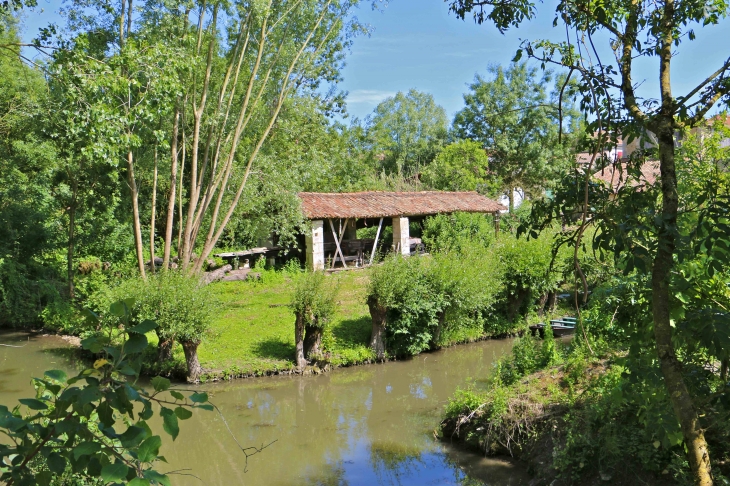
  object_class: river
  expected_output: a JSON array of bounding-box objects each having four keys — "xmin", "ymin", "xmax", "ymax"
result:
[{"xmin": 0, "ymin": 331, "xmax": 530, "ymax": 485}]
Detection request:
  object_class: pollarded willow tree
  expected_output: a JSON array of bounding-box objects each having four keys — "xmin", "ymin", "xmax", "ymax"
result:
[
  {"xmin": 447, "ymin": 0, "xmax": 730, "ymax": 484},
  {"xmin": 53, "ymin": 0, "xmax": 371, "ymax": 276}
]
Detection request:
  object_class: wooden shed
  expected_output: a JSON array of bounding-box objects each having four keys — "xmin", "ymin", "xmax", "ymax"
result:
[{"xmin": 298, "ymin": 191, "xmax": 506, "ymax": 270}]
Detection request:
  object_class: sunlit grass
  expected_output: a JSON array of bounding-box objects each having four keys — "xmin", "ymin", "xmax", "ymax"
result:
[{"xmin": 197, "ymin": 269, "xmax": 374, "ymax": 378}]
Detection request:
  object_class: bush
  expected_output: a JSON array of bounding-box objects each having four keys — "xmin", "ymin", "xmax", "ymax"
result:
[
  {"xmin": 367, "ymin": 245, "xmax": 504, "ymax": 357},
  {"xmin": 368, "ymin": 255, "xmax": 444, "ymax": 357},
  {"xmin": 87, "ymin": 272, "xmax": 215, "ymax": 382},
  {"xmin": 422, "ymin": 212, "xmax": 496, "ymax": 253},
  {"xmin": 492, "ymin": 228, "xmax": 565, "ymax": 322},
  {"xmin": 0, "ymin": 258, "xmax": 61, "ymax": 328},
  {"xmin": 289, "ymin": 271, "xmax": 337, "ymax": 367}
]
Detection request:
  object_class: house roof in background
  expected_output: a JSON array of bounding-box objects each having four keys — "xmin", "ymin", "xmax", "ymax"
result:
[
  {"xmin": 593, "ymin": 161, "xmax": 660, "ymax": 192},
  {"xmin": 298, "ymin": 191, "xmax": 506, "ymax": 219}
]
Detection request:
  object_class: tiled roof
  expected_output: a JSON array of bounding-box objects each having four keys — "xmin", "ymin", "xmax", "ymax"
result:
[
  {"xmin": 593, "ymin": 161, "xmax": 660, "ymax": 192},
  {"xmin": 298, "ymin": 191, "xmax": 506, "ymax": 219}
]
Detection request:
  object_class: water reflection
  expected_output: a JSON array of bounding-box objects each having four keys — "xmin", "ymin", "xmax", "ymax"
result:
[{"xmin": 0, "ymin": 332, "xmax": 529, "ymax": 485}]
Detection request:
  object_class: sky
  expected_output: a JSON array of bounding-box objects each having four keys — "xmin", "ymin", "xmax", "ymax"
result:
[{"xmin": 18, "ymin": 0, "xmax": 730, "ymax": 122}]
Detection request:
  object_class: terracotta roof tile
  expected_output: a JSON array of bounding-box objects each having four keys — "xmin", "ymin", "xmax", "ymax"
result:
[
  {"xmin": 298, "ymin": 191, "xmax": 506, "ymax": 219},
  {"xmin": 593, "ymin": 161, "xmax": 660, "ymax": 192}
]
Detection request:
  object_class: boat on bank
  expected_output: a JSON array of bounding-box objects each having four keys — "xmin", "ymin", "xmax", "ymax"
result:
[{"xmin": 529, "ymin": 317, "xmax": 577, "ymax": 337}]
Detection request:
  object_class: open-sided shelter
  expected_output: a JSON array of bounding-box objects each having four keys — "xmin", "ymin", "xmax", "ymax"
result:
[{"xmin": 299, "ymin": 191, "xmax": 506, "ymax": 270}]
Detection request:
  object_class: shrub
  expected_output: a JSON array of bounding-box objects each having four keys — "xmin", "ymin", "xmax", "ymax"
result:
[
  {"xmin": 492, "ymin": 228, "xmax": 565, "ymax": 322},
  {"xmin": 0, "ymin": 258, "xmax": 60, "ymax": 328},
  {"xmin": 367, "ymin": 245, "xmax": 504, "ymax": 357},
  {"xmin": 368, "ymin": 255, "xmax": 442, "ymax": 357},
  {"xmin": 87, "ymin": 272, "xmax": 215, "ymax": 382},
  {"xmin": 422, "ymin": 212, "xmax": 496, "ymax": 252},
  {"xmin": 289, "ymin": 271, "xmax": 337, "ymax": 367}
]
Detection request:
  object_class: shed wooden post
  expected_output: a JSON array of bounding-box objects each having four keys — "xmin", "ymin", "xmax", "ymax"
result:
[
  {"xmin": 306, "ymin": 220, "xmax": 325, "ymax": 271},
  {"xmin": 392, "ymin": 216, "xmax": 410, "ymax": 256}
]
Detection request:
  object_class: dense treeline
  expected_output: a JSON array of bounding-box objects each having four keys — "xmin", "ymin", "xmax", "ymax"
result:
[{"xmin": 0, "ymin": 4, "xmax": 582, "ymax": 330}]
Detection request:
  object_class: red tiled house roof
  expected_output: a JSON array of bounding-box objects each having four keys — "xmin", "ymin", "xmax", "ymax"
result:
[
  {"xmin": 298, "ymin": 191, "xmax": 506, "ymax": 220},
  {"xmin": 593, "ymin": 161, "xmax": 660, "ymax": 192}
]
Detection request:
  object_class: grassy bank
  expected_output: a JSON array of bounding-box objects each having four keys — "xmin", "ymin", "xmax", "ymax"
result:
[
  {"xmin": 438, "ymin": 332, "xmax": 730, "ymax": 486},
  {"xmin": 195, "ymin": 269, "xmax": 374, "ymax": 379},
  {"xmin": 151, "ymin": 266, "xmax": 525, "ymax": 382}
]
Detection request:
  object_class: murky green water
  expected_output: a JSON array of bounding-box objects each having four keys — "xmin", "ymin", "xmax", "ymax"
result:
[{"xmin": 0, "ymin": 331, "xmax": 529, "ymax": 485}]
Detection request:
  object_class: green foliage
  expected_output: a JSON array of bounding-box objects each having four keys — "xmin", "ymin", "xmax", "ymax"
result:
[
  {"xmin": 368, "ymin": 255, "xmax": 443, "ymax": 356},
  {"xmin": 88, "ymin": 272, "xmax": 215, "ymax": 347},
  {"xmin": 493, "ymin": 228, "xmax": 565, "ymax": 321},
  {"xmin": 452, "ymin": 63, "xmax": 577, "ymax": 209},
  {"xmin": 496, "ymin": 327, "xmax": 562, "ymax": 386},
  {"xmin": 289, "ymin": 271, "xmax": 337, "ymax": 330},
  {"xmin": 367, "ymin": 245, "xmax": 505, "ymax": 356},
  {"xmin": 0, "ymin": 300, "xmax": 211, "ymax": 485},
  {"xmin": 443, "ymin": 385, "xmax": 487, "ymax": 420},
  {"xmin": 421, "ymin": 212, "xmax": 496, "ymax": 253},
  {"xmin": 365, "ymin": 89, "xmax": 449, "ymax": 177},
  {"xmin": 421, "ymin": 139, "xmax": 499, "ymax": 194},
  {"xmin": 0, "ymin": 259, "xmax": 60, "ymax": 328}
]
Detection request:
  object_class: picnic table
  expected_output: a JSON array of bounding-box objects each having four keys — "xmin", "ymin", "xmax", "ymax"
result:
[{"xmin": 214, "ymin": 247, "xmax": 282, "ymax": 267}]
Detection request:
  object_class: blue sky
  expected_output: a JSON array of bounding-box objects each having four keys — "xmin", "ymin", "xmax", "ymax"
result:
[{"xmin": 19, "ymin": 0, "xmax": 730, "ymax": 122}]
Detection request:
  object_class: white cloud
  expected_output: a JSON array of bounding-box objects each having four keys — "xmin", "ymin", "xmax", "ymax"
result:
[{"xmin": 346, "ymin": 89, "xmax": 397, "ymax": 105}]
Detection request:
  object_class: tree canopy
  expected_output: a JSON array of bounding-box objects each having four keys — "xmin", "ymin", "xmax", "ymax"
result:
[
  {"xmin": 453, "ymin": 63, "xmax": 577, "ymax": 211},
  {"xmin": 365, "ymin": 89, "xmax": 449, "ymax": 177},
  {"xmin": 448, "ymin": 0, "xmax": 730, "ymax": 483}
]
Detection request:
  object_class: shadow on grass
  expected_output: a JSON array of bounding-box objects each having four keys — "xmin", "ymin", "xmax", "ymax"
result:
[
  {"xmin": 332, "ymin": 315, "xmax": 371, "ymax": 347},
  {"xmin": 252, "ymin": 338, "xmax": 296, "ymax": 361}
]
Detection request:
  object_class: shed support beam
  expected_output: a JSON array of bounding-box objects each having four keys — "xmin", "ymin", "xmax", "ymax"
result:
[
  {"xmin": 392, "ymin": 217, "xmax": 410, "ymax": 256},
  {"xmin": 369, "ymin": 217, "xmax": 383, "ymax": 265},
  {"xmin": 306, "ymin": 220, "xmax": 325, "ymax": 271}
]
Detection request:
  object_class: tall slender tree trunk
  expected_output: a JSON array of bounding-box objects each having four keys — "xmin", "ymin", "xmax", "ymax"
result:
[
  {"xmin": 653, "ymin": 123, "xmax": 712, "ymax": 485},
  {"xmin": 127, "ymin": 149, "xmax": 146, "ymax": 278},
  {"xmin": 149, "ymin": 146, "xmax": 158, "ymax": 273},
  {"xmin": 66, "ymin": 184, "xmax": 77, "ymax": 299},
  {"xmin": 721, "ymin": 359, "xmax": 728, "ymax": 382},
  {"xmin": 651, "ymin": 8, "xmax": 713, "ymax": 481},
  {"xmin": 162, "ymin": 105, "xmax": 180, "ymax": 270},
  {"xmin": 508, "ymin": 188, "xmax": 514, "ymax": 213}
]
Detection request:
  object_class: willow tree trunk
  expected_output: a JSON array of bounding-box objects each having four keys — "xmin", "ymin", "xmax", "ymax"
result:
[
  {"xmin": 653, "ymin": 121, "xmax": 712, "ymax": 485},
  {"xmin": 149, "ymin": 147, "xmax": 158, "ymax": 274},
  {"xmin": 303, "ymin": 324, "xmax": 322, "ymax": 359},
  {"xmin": 162, "ymin": 105, "xmax": 180, "ymax": 271},
  {"xmin": 181, "ymin": 340, "xmax": 202, "ymax": 383},
  {"xmin": 294, "ymin": 313, "xmax": 307, "ymax": 370},
  {"xmin": 537, "ymin": 293, "xmax": 549, "ymax": 317},
  {"xmin": 367, "ymin": 296, "xmax": 387, "ymax": 361},
  {"xmin": 507, "ymin": 288, "xmax": 530, "ymax": 323},
  {"xmin": 156, "ymin": 331, "xmax": 174, "ymax": 364}
]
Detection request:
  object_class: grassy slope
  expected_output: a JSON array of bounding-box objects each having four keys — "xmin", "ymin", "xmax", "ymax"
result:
[{"xmin": 196, "ymin": 269, "xmax": 374, "ymax": 378}]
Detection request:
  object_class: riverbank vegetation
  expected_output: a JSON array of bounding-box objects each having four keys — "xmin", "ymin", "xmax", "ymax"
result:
[
  {"xmin": 2, "ymin": 0, "xmax": 730, "ymax": 482},
  {"xmin": 45, "ymin": 218, "xmax": 578, "ymax": 383}
]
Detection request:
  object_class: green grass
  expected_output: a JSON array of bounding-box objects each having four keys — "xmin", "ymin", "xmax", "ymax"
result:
[{"xmin": 196, "ymin": 269, "xmax": 375, "ymax": 379}]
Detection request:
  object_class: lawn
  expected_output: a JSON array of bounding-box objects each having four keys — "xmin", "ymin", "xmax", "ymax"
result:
[{"xmin": 196, "ymin": 268, "xmax": 375, "ymax": 379}]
